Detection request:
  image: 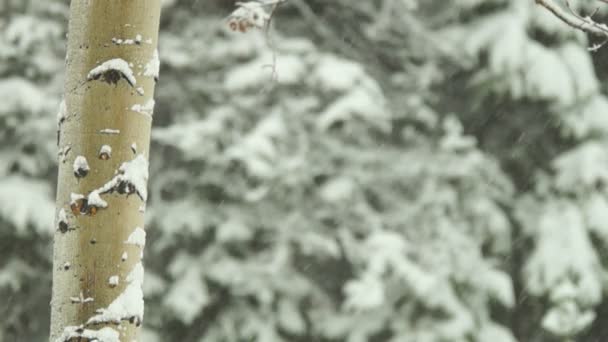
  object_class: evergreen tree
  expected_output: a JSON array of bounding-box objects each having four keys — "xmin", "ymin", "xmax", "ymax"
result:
[{"xmin": 2, "ymin": 1, "xmax": 608, "ymax": 341}]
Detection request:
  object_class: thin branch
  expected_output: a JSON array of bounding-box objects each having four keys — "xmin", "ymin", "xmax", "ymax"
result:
[
  {"xmin": 263, "ymin": 0, "xmax": 285, "ymax": 83},
  {"xmin": 535, "ymin": 0, "xmax": 608, "ymax": 37}
]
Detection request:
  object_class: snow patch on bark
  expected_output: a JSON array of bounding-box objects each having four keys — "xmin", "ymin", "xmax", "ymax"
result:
[
  {"xmin": 92, "ymin": 153, "xmax": 150, "ymax": 202},
  {"xmin": 115, "ymin": 154, "xmax": 149, "ymax": 201},
  {"xmin": 73, "ymin": 156, "xmax": 90, "ymax": 177},
  {"xmin": 87, "ymin": 190, "xmax": 108, "ymax": 209},
  {"xmin": 57, "ymin": 99, "xmax": 67, "ymax": 125},
  {"xmin": 109, "ymin": 275, "xmax": 119, "ymax": 287},
  {"xmin": 99, "ymin": 144, "xmax": 112, "ymax": 159},
  {"xmin": 57, "ymin": 208, "xmax": 68, "ymax": 232},
  {"xmin": 70, "ymin": 193, "xmax": 84, "ymax": 205},
  {"xmin": 87, "ymin": 58, "xmax": 137, "ymax": 87},
  {"xmin": 99, "ymin": 128, "xmax": 120, "ymax": 135},
  {"xmin": 143, "ymin": 49, "xmax": 159, "ymax": 79},
  {"xmin": 87, "ymin": 262, "xmax": 144, "ymax": 325},
  {"xmin": 55, "ymin": 326, "xmax": 119, "ymax": 342},
  {"xmin": 130, "ymin": 98, "xmax": 155, "ymax": 117},
  {"xmin": 125, "ymin": 227, "xmax": 146, "ymax": 248},
  {"xmin": 112, "ymin": 34, "xmax": 143, "ymax": 45}
]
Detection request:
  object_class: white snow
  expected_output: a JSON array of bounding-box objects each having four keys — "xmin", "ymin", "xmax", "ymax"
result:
[
  {"xmin": 55, "ymin": 326, "xmax": 120, "ymax": 342},
  {"xmin": 228, "ymin": 2, "xmax": 269, "ymax": 30},
  {"xmin": 313, "ymin": 55, "xmax": 366, "ymax": 92},
  {"xmin": 87, "ymin": 262, "xmax": 144, "ymax": 325},
  {"xmin": 319, "ymin": 177, "xmax": 355, "ymax": 203},
  {"xmin": 585, "ymin": 194, "xmax": 608, "ymax": 243},
  {"xmin": 136, "ymin": 86, "xmax": 145, "ymax": 95},
  {"xmin": 143, "ymin": 49, "xmax": 160, "ymax": 79},
  {"xmin": 63, "ymin": 262, "xmax": 71, "ymax": 270},
  {"xmin": 70, "ymin": 291, "xmax": 94, "ymax": 304},
  {"xmin": 482, "ymin": 268, "xmax": 515, "ymax": 308},
  {"xmin": 131, "ymin": 143, "xmax": 138, "ymax": 153},
  {"xmin": 87, "ymin": 58, "xmax": 137, "ymax": 87},
  {"xmin": 525, "ymin": 201, "xmax": 602, "ymax": 308},
  {"xmin": 317, "ymin": 87, "xmax": 389, "ymax": 131},
  {"xmin": 541, "ymin": 301, "xmax": 596, "ymax": 337},
  {"xmin": 216, "ymin": 219, "xmax": 253, "ymax": 243},
  {"xmin": 163, "ymin": 269, "xmax": 209, "ymax": 324},
  {"xmin": 70, "ymin": 193, "xmax": 84, "ymax": 205},
  {"xmin": 223, "ymin": 56, "xmax": 271, "ymax": 91},
  {"xmin": 99, "ymin": 129, "xmax": 120, "ymax": 135},
  {"xmin": 524, "ymin": 42, "xmax": 574, "ymax": 106},
  {"xmin": 224, "ymin": 53, "xmax": 305, "ymax": 90},
  {"xmin": 73, "ymin": 156, "xmax": 90, "ymax": 176},
  {"xmin": 89, "ymin": 154, "xmax": 149, "ymax": 202},
  {"xmin": 343, "ymin": 274, "xmax": 385, "ymax": 311},
  {"xmin": 87, "ymin": 190, "xmax": 108, "ymax": 208},
  {"xmin": 559, "ymin": 43, "xmax": 599, "ymax": 99},
  {"xmin": 57, "ymin": 99, "xmax": 67, "ymax": 125},
  {"xmin": 109, "ymin": 275, "xmax": 119, "ymax": 287},
  {"xmin": 130, "ymin": 98, "xmax": 155, "ymax": 117},
  {"xmin": 553, "ymin": 142, "xmax": 608, "ymax": 191},
  {"xmin": 117, "ymin": 154, "xmax": 149, "ymax": 201},
  {"xmin": 121, "ymin": 252, "xmax": 128, "ymax": 262},
  {"xmin": 0, "ymin": 78, "xmax": 48, "ymax": 117},
  {"xmin": 99, "ymin": 145, "xmax": 112, "ymax": 158},
  {"xmin": 478, "ymin": 323, "xmax": 517, "ymax": 342},
  {"xmin": 112, "ymin": 35, "xmax": 142, "ymax": 45},
  {"xmin": 125, "ymin": 227, "xmax": 146, "ymax": 248},
  {"xmin": 57, "ymin": 208, "xmax": 67, "ymax": 226},
  {"xmin": 564, "ymin": 95, "xmax": 608, "ymax": 138}
]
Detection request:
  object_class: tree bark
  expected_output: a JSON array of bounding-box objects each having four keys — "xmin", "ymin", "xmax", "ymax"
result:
[{"xmin": 50, "ymin": 1, "xmax": 161, "ymax": 341}]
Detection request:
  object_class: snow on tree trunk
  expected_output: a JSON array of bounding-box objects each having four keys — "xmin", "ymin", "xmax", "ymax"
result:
[{"xmin": 50, "ymin": 1, "xmax": 161, "ymax": 341}]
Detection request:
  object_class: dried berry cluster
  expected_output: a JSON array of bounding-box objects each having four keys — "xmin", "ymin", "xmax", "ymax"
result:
[{"xmin": 227, "ymin": 1, "xmax": 271, "ymax": 32}]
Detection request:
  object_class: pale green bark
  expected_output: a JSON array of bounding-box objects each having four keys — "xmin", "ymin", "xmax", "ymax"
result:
[{"xmin": 50, "ymin": 1, "xmax": 161, "ymax": 341}]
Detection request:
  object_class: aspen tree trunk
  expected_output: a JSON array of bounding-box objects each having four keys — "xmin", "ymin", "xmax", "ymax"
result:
[{"xmin": 50, "ymin": 1, "xmax": 161, "ymax": 341}]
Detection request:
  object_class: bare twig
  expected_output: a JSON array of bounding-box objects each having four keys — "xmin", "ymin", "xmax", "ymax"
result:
[
  {"xmin": 227, "ymin": 0, "xmax": 287, "ymax": 89},
  {"xmin": 265, "ymin": 0, "xmax": 284, "ymax": 25},
  {"xmin": 262, "ymin": 0, "xmax": 285, "ymax": 83}
]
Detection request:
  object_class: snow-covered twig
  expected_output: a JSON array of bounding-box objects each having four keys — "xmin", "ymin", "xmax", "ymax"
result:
[
  {"xmin": 226, "ymin": 0, "xmax": 285, "ymax": 33},
  {"xmin": 535, "ymin": 0, "xmax": 608, "ymax": 38}
]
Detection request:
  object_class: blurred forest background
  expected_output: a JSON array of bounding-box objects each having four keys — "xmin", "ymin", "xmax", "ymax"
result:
[{"xmin": 3, "ymin": 0, "xmax": 608, "ymax": 341}]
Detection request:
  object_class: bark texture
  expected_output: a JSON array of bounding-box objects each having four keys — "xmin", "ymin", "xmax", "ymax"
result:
[{"xmin": 50, "ymin": 1, "xmax": 161, "ymax": 341}]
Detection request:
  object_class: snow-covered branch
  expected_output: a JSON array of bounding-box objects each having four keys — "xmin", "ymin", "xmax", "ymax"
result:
[{"xmin": 535, "ymin": 0, "xmax": 608, "ymax": 42}]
